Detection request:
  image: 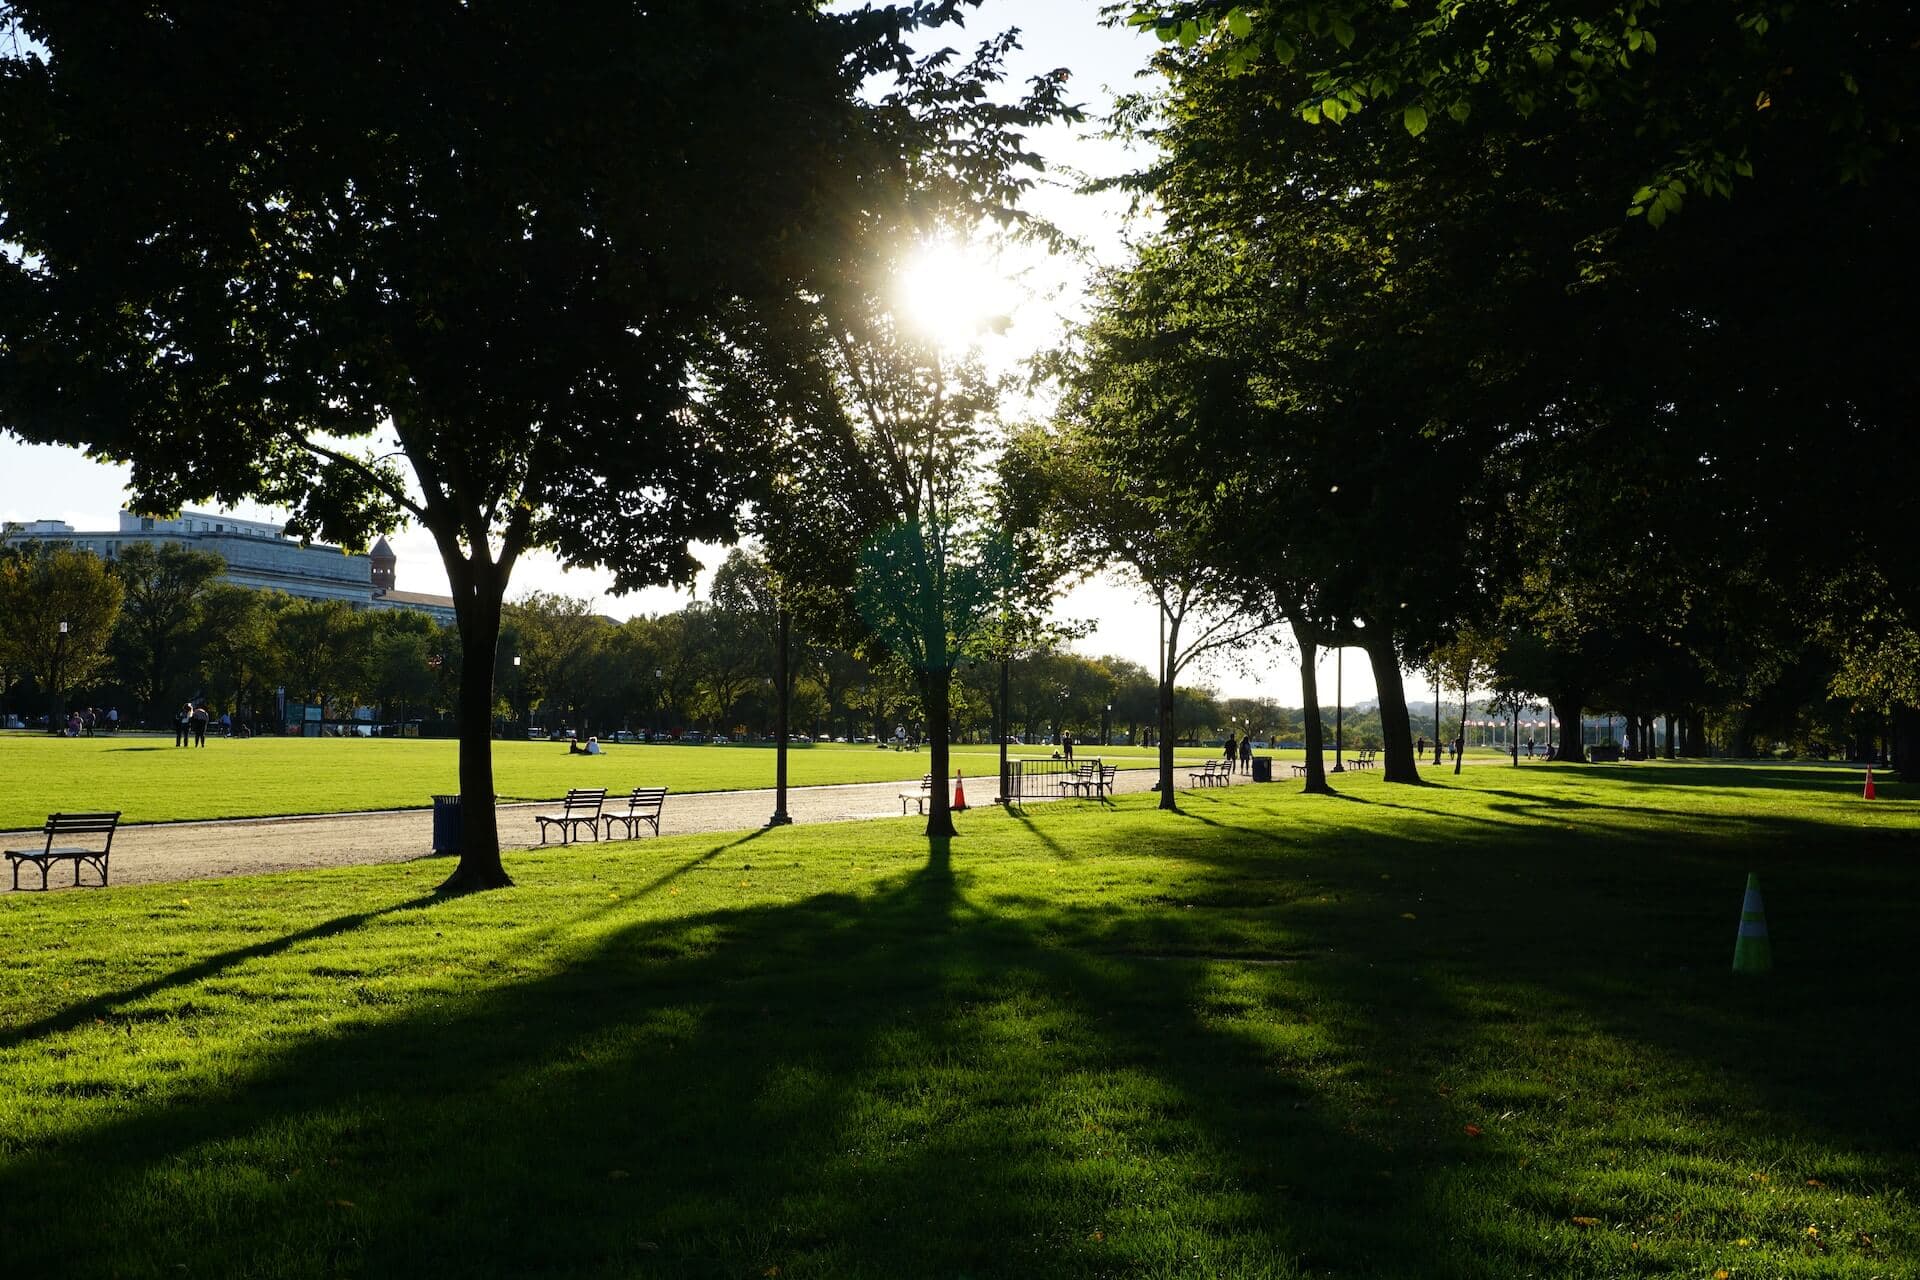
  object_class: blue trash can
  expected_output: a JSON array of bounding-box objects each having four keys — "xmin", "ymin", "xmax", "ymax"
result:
[{"xmin": 431, "ymin": 794, "xmax": 462, "ymax": 854}]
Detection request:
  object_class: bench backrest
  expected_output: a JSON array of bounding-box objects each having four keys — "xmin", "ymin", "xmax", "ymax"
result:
[
  {"xmin": 626, "ymin": 787, "xmax": 668, "ymax": 810},
  {"xmin": 46, "ymin": 812, "xmax": 121, "ymax": 836},
  {"xmin": 564, "ymin": 788, "xmax": 607, "ymax": 813}
]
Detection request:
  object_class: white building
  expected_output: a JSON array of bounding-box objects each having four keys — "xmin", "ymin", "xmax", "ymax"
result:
[{"xmin": 2, "ymin": 511, "xmax": 457, "ymax": 624}]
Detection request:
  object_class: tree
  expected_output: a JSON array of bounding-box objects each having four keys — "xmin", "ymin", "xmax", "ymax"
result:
[
  {"xmin": 503, "ymin": 593, "xmax": 606, "ymax": 737},
  {"xmin": 195, "ymin": 584, "xmax": 275, "ymax": 722},
  {"xmin": 108, "ymin": 541, "xmax": 224, "ymax": 723},
  {"xmin": 271, "ymin": 598, "xmax": 363, "ymax": 719},
  {"xmin": 0, "ymin": 544, "xmax": 122, "ymax": 728},
  {"xmin": 0, "ymin": 1, "xmax": 1063, "ymax": 891}
]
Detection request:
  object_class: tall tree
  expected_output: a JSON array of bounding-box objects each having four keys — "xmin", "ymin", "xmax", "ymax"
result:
[
  {"xmin": 108, "ymin": 541, "xmax": 224, "ymax": 723},
  {"xmin": 0, "ymin": 1, "xmax": 1065, "ymax": 890},
  {"xmin": 0, "ymin": 544, "xmax": 122, "ymax": 728}
]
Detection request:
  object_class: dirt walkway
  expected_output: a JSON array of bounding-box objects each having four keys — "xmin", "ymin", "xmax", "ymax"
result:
[{"xmin": 1, "ymin": 756, "xmax": 1507, "ymax": 892}]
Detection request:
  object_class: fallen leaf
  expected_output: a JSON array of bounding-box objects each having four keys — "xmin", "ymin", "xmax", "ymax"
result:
[
  {"xmin": 1805, "ymin": 1178, "xmax": 1824, "ymax": 1186},
  {"xmin": 1463, "ymin": 1124, "xmax": 1484, "ymax": 1137},
  {"xmin": 330, "ymin": 1199, "xmax": 355, "ymax": 1209},
  {"xmin": 1400, "ymin": 912, "xmax": 1417, "ymax": 920},
  {"xmin": 1571, "ymin": 1216, "xmax": 1600, "ymax": 1227},
  {"xmin": 1089, "ymin": 1231, "xmax": 1104, "ymax": 1242},
  {"xmin": 1715, "ymin": 1271, "xmax": 1729, "ymax": 1279},
  {"xmin": 1806, "ymin": 1225, "xmax": 1820, "ymax": 1237},
  {"xmin": 763, "ymin": 1268, "xmax": 781, "ymax": 1278},
  {"xmin": 608, "ymin": 1169, "xmax": 630, "ymax": 1180}
]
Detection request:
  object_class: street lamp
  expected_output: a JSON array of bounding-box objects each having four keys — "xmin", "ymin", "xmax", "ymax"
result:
[
  {"xmin": 1102, "ymin": 702, "xmax": 1111, "ymax": 751},
  {"xmin": 1331, "ymin": 647, "xmax": 1345, "ymax": 773},
  {"xmin": 653, "ymin": 668, "xmax": 664, "ymax": 742},
  {"xmin": 1433, "ymin": 668, "xmax": 1444, "ymax": 766},
  {"xmin": 50, "ymin": 620, "xmax": 69, "ymax": 734}
]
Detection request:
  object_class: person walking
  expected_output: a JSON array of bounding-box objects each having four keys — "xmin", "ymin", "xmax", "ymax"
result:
[
  {"xmin": 1223, "ymin": 731, "xmax": 1237, "ymax": 772},
  {"xmin": 1062, "ymin": 730, "xmax": 1074, "ymax": 764},
  {"xmin": 1238, "ymin": 734, "xmax": 1253, "ymax": 775},
  {"xmin": 191, "ymin": 703, "xmax": 210, "ymax": 747},
  {"xmin": 107, "ymin": 706, "xmax": 119, "ymax": 733},
  {"xmin": 175, "ymin": 703, "xmax": 192, "ymax": 747}
]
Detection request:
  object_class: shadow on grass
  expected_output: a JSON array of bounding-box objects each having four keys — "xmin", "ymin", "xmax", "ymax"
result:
[
  {"xmin": 0, "ymin": 893, "xmax": 446, "ymax": 1053},
  {"xmin": 3, "ymin": 784, "xmax": 1914, "ymax": 1278}
]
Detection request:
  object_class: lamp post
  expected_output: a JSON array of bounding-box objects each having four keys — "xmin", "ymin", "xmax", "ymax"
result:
[
  {"xmin": 49, "ymin": 620, "xmax": 69, "ymax": 734},
  {"xmin": 1102, "ymin": 702, "xmax": 1111, "ymax": 752},
  {"xmin": 1331, "ymin": 647, "xmax": 1345, "ymax": 772},
  {"xmin": 653, "ymin": 668, "xmax": 663, "ymax": 743},
  {"xmin": 1433, "ymin": 669, "xmax": 1444, "ymax": 766}
]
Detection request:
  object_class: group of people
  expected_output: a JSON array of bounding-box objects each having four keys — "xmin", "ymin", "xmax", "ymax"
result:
[
  {"xmin": 173, "ymin": 703, "xmax": 250, "ymax": 745},
  {"xmin": 1221, "ymin": 732, "xmax": 1255, "ymax": 774},
  {"xmin": 1415, "ymin": 735, "xmax": 1470, "ymax": 762},
  {"xmin": 58, "ymin": 706, "xmax": 119, "ymax": 736}
]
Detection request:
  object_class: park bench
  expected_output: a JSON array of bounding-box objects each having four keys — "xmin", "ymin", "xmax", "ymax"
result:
[
  {"xmin": 1290, "ymin": 762, "xmax": 1308, "ymax": 778},
  {"xmin": 1094, "ymin": 763, "xmax": 1119, "ymax": 799},
  {"xmin": 1188, "ymin": 759, "xmax": 1229, "ymax": 788},
  {"xmin": 603, "ymin": 786, "xmax": 668, "ymax": 840},
  {"xmin": 1353, "ymin": 749, "xmax": 1377, "ymax": 769},
  {"xmin": 5, "ymin": 812, "xmax": 121, "ymax": 890},
  {"xmin": 900, "ymin": 774, "xmax": 933, "ymax": 814},
  {"xmin": 535, "ymin": 788, "xmax": 607, "ymax": 845},
  {"xmin": 1062, "ymin": 762, "xmax": 1098, "ymax": 798}
]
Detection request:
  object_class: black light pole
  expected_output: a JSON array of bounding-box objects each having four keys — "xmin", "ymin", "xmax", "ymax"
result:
[
  {"xmin": 767, "ymin": 605, "xmax": 792, "ymax": 827},
  {"xmin": 1102, "ymin": 702, "xmax": 1111, "ymax": 753},
  {"xmin": 652, "ymin": 668, "xmax": 663, "ymax": 742},
  {"xmin": 1432, "ymin": 670, "xmax": 1444, "ymax": 766},
  {"xmin": 1331, "ymin": 646, "xmax": 1345, "ymax": 772},
  {"xmin": 48, "ymin": 620, "xmax": 68, "ymax": 733}
]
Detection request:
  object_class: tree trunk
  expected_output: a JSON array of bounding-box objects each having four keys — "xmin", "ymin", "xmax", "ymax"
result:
[
  {"xmin": 921, "ymin": 666, "xmax": 956, "ymax": 838},
  {"xmin": 438, "ymin": 563, "xmax": 512, "ymax": 894},
  {"xmin": 1892, "ymin": 704, "xmax": 1918, "ymax": 778},
  {"xmin": 1687, "ymin": 709, "xmax": 1707, "ymax": 759},
  {"xmin": 997, "ymin": 654, "xmax": 1010, "ymax": 804},
  {"xmin": 1454, "ymin": 680, "xmax": 1469, "ymax": 776},
  {"xmin": 768, "ymin": 605, "xmax": 792, "ymax": 826},
  {"xmin": 1294, "ymin": 619, "xmax": 1333, "ymax": 794},
  {"xmin": 1157, "ymin": 608, "xmax": 1182, "ymax": 810},
  {"xmin": 1549, "ymin": 694, "xmax": 1589, "ymax": 763},
  {"xmin": 1662, "ymin": 713, "xmax": 1677, "ymax": 760},
  {"xmin": 1360, "ymin": 628, "xmax": 1419, "ymax": 783}
]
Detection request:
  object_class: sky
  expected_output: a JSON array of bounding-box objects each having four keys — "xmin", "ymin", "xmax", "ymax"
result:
[{"xmin": 0, "ymin": 0, "xmax": 1381, "ymax": 708}]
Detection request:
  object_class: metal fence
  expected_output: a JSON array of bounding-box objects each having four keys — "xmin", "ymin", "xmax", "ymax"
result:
[{"xmin": 1006, "ymin": 756, "xmax": 1108, "ymax": 803}]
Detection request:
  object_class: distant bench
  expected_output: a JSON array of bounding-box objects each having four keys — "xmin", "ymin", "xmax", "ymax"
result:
[
  {"xmin": 603, "ymin": 787, "xmax": 668, "ymax": 840},
  {"xmin": 5, "ymin": 812, "xmax": 121, "ymax": 890},
  {"xmin": 535, "ymin": 788, "xmax": 606, "ymax": 845},
  {"xmin": 901, "ymin": 774, "xmax": 933, "ymax": 814}
]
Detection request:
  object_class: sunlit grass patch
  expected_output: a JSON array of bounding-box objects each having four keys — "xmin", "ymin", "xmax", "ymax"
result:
[{"xmin": 0, "ymin": 763, "xmax": 1913, "ymax": 1276}]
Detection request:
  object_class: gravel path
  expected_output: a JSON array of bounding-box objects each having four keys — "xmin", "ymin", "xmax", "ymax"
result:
[{"xmin": 1, "ymin": 756, "xmax": 1507, "ymax": 893}]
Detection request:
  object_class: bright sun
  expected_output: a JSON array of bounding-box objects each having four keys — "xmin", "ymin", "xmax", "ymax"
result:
[{"xmin": 895, "ymin": 239, "xmax": 1016, "ymax": 351}]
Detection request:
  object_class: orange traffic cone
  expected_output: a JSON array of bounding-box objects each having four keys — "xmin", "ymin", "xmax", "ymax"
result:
[
  {"xmin": 1864, "ymin": 768, "xmax": 1877, "ymax": 800},
  {"xmin": 953, "ymin": 770, "xmax": 968, "ymax": 811}
]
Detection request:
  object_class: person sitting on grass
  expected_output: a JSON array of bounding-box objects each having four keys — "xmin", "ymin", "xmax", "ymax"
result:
[{"xmin": 567, "ymin": 735, "xmax": 602, "ymax": 756}]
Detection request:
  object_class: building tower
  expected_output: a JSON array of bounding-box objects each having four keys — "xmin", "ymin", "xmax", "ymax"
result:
[{"xmin": 369, "ymin": 535, "xmax": 396, "ymax": 594}]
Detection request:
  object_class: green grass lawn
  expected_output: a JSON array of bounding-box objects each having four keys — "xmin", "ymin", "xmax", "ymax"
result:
[
  {"xmin": 0, "ymin": 734, "xmax": 1236, "ymax": 828},
  {"xmin": 1, "ymin": 763, "xmax": 1913, "ymax": 1277}
]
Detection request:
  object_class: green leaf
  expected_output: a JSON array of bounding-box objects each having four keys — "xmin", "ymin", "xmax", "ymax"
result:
[
  {"xmin": 1178, "ymin": 19, "xmax": 1202, "ymax": 47},
  {"xmin": 1646, "ymin": 200, "xmax": 1667, "ymax": 228},
  {"xmin": 1227, "ymin": 7, "xmax": 1254, "ymax": 39},
  {"xmin": 1273, "ymin": 35, "xmax": 1297, "ymax": 65},
  {"xmin": 1301, "ymin": 103, "xmax": 1323, "ymax": 124},
  {"xmin": 1321, "ymin": 97, "xmax": 1348, "ymax": 123},
  {"xmin": 1402, "ymin": 104, "xmax": 1428, "ymax": 136},
  {"xmin": 1331, "ymin": 16, "xmax": 1356, "ymax": 48},
  {"xmin": 1448, "ymin": 99, "xmax": 1471, "ymax": 123}
]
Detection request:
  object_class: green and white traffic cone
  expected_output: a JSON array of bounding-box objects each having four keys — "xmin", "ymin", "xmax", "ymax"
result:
[{"xmin": 1732, "ymin": 872, "xmax": 1772, "ymax": 976}]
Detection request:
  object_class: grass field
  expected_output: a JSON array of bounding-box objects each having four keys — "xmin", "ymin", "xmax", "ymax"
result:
[
  {"xmin": 0, "ymin": 734, "xmax": 1243, "ymax": 828},
  {"xmin": 1, "ymin": 764, "xmax": 1913, "ymax": 1277}
]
